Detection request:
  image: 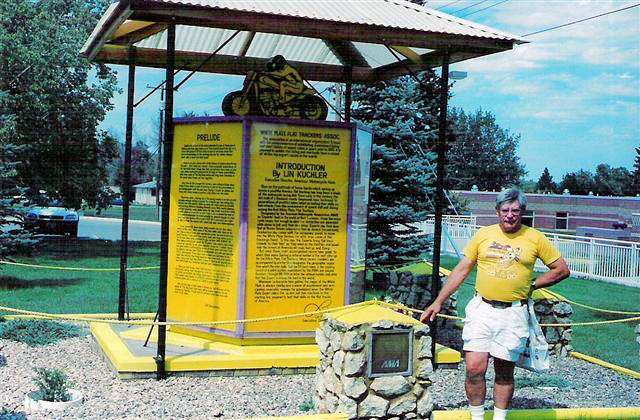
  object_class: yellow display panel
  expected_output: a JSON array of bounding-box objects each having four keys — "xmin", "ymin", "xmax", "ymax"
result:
[
  {"xmin": 244, "ymin": 122, "xmax": 352, "ymax": 333},
  {"xmin": 167, "ymin": 121, "xmax": 244, "ymax": 334}
]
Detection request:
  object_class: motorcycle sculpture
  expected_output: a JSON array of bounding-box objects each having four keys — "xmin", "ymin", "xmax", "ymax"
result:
[{"xmin": 222, "ymin": 55, "xmax": 328, "ymax": 121}]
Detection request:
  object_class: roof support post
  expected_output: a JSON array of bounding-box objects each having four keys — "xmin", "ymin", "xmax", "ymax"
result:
[
  {"xmin": 430, "ymin": 49, "xmax": 450, "ymax": 368},
  {"xmin": 156, "ymin": 21, "xmax": 176, "ymax": 381},
  {"xmin": 119, "ymin": 45, "xmax": 136, "ymax": 321}
]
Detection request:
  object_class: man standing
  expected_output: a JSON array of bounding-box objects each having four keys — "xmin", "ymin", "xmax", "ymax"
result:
[{"xmin": 420, "ymin": 188, "xmax": 570, "ymax": 420}]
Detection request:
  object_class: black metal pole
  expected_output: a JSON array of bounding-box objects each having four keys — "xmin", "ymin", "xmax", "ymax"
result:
[
  {"xmin": 430, "ymin": 50, "xmax": 450, "ymax": 369},
  {"xmin": 118, "ymin": 46, "xmax": 136, "ymax": 321},
  {"xmin": 155, "ymin": 22, "xmax": 175, "ymax": 381}
]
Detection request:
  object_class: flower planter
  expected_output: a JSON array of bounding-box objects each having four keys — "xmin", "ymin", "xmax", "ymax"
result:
[{"xmin": 24, "ymin": 389, "xmax": 83, "ymax": 411}]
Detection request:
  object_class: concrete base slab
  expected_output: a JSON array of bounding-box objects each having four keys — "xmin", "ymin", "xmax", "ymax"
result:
[{"xmin": 91, "ymin": 319, "xmax": 461, "ymax": 379}]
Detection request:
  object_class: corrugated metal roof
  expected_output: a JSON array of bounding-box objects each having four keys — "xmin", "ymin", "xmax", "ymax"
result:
[
  {"xmin": 81, "ymin": 0, "xmax": 527, "ymax": 82},
  {"xmin": 141, "ymin": 0, "xmax": 525, "ymax": 42},
  {"xmin": 135, "ymin": 28, "xmax": 345, "ymax": 65}
]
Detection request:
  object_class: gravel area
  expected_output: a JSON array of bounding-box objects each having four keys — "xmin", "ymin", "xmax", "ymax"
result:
[{"xmin": 0, "ymin": 333, "xmax": 638, "ymax": 419}]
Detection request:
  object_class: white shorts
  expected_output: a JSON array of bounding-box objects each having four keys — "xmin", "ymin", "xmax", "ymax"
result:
[{"xmin": 462, "ymin": 295, "xmax": 530, "ymax": 362}]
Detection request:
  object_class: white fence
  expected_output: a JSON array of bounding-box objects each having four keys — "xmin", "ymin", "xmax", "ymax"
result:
[{"xmin": 418, "ymin": 220, "xmax": 640, "ymax": 288}]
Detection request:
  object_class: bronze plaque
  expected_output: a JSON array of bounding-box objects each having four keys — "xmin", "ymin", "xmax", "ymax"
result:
[{"xmin": 367, "ymin": 329, "xmax": 413, "ymax": 378}]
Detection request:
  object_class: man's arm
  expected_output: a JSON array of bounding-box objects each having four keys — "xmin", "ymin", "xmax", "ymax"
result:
[
  {"xmin": 420, "ymin": 256, "xmax": 476, "ymax": 323},
  {"xmin": 533, "ymin": 257, "xmax": 570, "ymax": 290}
]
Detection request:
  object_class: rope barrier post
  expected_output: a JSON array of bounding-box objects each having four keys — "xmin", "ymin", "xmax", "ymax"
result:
[
  {"xmin": 430, "ymin": 48, "xmax": 450, "ymax": 370},
  {"xmin": 119, "ymin": 45, "xmax": 136, "ymax": 321},
  {"xmin": 155, "ymin": 21, "xmax": 176, "ymax": 381}
]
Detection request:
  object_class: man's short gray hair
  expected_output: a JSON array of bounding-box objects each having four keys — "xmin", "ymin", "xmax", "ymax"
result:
[{"xmin": 496, "ymin": 187, "xmax": 527, "ymax": 210}]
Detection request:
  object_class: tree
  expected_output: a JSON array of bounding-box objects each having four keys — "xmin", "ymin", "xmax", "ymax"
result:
[
  {"xmin": 0, "ymin": 0, "xmax": 118, "ymax": 210},
  {"xmin": 536, "ymin": 168, "xmax": 556, "ymax": 193},
  {"xmin": 0, "ymin": 103, "xmax": 37, "ymax": 259},
  {"xmin": 559, "ymin": 170, "xmax": 595, "ymax": 195},
  {"xmin": 593, "ymin": 164, "xmax": 632, "ymax": 197},
  {"xmin": 113, "ymin": 141, "xmax": 157, "ymax": 201},
  {"xmin": 445, "ymin": 108, "xmax": 526, "ymax": 191},
  {"xmin": 632, "ymin": 147, "xmax": 640, "ymax": 195},
  {"xmin": 352, "ymin": 72, "xmax": 442, "ymax": 266}
]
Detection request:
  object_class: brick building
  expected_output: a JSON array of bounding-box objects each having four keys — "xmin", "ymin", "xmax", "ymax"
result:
[{"xmin": 455, "ymin": 190, "xmax": 640, "ymax": 239}]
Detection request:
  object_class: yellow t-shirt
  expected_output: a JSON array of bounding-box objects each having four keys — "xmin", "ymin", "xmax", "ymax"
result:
[{"xmin": 464, "ymin": 224, "xmax": 562, "ymax": 302}]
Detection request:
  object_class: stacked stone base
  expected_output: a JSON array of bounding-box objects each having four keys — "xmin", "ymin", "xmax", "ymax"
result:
[
  {"xmin": 534, "ymin": 299, "xmax": 574, "ymax": 356},
  {"xmin": 315, "ymin": 316, "xmax": 434, "ymax": 419}
]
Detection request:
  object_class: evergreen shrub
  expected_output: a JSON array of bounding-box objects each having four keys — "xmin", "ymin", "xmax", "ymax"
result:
[{"xmin": 0, "ymin": 320, "xmax": 83, "ymax": 347}]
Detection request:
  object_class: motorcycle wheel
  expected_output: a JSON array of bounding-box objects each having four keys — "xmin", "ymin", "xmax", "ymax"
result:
[
  {"xmin": 222, "ymin": 91, "xmax": 253, "ymax": 116},
  {"xmin": 301, "ymin": 96, "xmax": 328, "ymax": 120}
]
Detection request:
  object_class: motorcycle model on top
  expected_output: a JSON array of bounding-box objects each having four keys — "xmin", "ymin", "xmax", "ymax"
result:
[{"xmin": 221, "ymin": 56, "xmax": 328, "ymax": 121}]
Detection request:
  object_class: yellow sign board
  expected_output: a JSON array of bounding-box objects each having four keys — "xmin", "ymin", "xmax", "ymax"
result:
[
  {"xmin": 244, "ymin": 122, "xmax": 352, "ymax": 332},
  {"xmin": 167, "ymin": 121, "xmax": 244, "ymax": 334},
  {"xmin": 167, "ymin": 118, "xmax": 354, "ymax": 337}
]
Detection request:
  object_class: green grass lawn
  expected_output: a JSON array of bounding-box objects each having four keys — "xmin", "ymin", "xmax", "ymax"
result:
[
  {"xmin": 0, "ymin": 239, "xmax": 160, "ymax": 315},
  {"xmin": 366, "ymin": 254, "xmax": 640, "ymax": 372},
  {"xmin": 81, "ymin": 205, "xmax": 160, "ymax": 222},
  {"xmin": 2, "ymin": 241, "xmax": 639, "ymax": 373}
]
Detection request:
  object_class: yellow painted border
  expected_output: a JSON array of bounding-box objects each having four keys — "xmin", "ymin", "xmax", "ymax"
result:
[
  {"xmin": 247, "ymin": 414, "xmax": 348, "ymax": 420},
  {"xmin": 91, "ymin": 322, "xmax": 320, "ymax": 373},
  {"xmin": 570, "ymin": 351, "xmax": 640, "ymax": 379},
  {"xmin": 432, "ymin": 407, "xmax": 640, "ymax": 419}
]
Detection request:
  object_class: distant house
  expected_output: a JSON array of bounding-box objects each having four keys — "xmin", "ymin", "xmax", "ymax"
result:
[
  {"xmin": 133, "ymin": 180, "xmax": 161, "ymax": 205},
  {"xmin": 455, "ymin": 190, "xmax": 640, "ymax": 240}
]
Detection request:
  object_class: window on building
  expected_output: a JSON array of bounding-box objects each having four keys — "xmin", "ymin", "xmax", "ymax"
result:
[
  {"xmin": 522, "ymin": 210, "xmax": 534, "ymax": 227},
  {"xmin": 556, "ymin": 212, "xmax": 568, "ymax": 230},
  {"xmin": 151, "ymin": 188, "xmax": 156, "ymax": 197}
]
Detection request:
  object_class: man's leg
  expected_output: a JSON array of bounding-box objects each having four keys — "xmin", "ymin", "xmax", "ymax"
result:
[
  {"xmin": 465, "ymin": 350, "xmax": 489, "ymax": 420},
  {"xmin": 465, "ymin": 351, "xmax": 489, "ymax": 404},
  {"xmin": 493, "ymin": 357, "xmax": 516, "ymax": 410}
]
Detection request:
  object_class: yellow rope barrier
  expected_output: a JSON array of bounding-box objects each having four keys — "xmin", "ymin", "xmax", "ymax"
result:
[
  {"xmin": 542, "ymin": 288, "xmax": 640, "ymax": 315},
  {"xmin": 0, "ymin": 301, "xmax": 373, "ymax": 327},
  {"xmin": 0, "ymin": 260, "xmax": 159, "ymax": 271},
  {"xmin": 379, "ymin": 301, "xmax": 640, "ymax": 327}
]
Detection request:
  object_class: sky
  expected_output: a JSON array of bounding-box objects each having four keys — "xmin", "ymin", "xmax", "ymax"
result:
[{"xmin": 98, "ymin": 0, "xmax": 640, "ymax": 182}]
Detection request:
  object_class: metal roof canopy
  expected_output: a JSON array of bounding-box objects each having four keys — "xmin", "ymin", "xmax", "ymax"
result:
[
  {"xmin": 81, "ymin": 0, "xmax": 526, "ymax": 83},
  {"xmin": 82, "ymin": 0, "xmax": 526, "ymax": 380}
]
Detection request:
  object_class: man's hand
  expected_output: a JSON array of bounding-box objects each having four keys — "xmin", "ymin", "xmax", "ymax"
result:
[{"xmin": 420, "ymin": 302, "xmax": 442, "ymax": 323}]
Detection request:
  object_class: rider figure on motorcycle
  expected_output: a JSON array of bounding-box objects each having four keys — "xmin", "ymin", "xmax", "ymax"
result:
[{"xmin": 259, "ymin": 55, "xmax": 304, "ymax": 103}]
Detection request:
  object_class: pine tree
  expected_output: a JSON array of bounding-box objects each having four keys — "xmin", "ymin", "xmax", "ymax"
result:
[
  {"xmin": 352, "ymin": 72, "xmax": 442, "ymax": 266},
  {"xmin": 0, "ymin": 105, "xmax": 38, "ymax": 259},
  {"xmin": 536, "ymin": 167, "xmax": 556, "ymax": 193}
]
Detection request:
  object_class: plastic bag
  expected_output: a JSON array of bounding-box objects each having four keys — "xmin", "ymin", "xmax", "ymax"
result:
[{"xmin": 516, "ymin": 298, "xmax": 550, "ymax": 373}]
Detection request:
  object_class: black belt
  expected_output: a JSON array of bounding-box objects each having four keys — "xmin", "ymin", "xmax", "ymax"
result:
[{"xmin": 480, "ymin": 296, "xmax": 527, "ymax": 309}]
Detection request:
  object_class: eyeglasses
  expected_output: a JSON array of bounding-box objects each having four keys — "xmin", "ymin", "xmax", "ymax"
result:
[{"xmin": 500, "ymin": 208, "xmax": 522, "ymax": 215}]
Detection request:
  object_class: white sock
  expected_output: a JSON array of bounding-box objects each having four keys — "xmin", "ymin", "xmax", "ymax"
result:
[
  {"xmin": 493, "ymin": 406, "xmax": 508, "ymax": 420},
  {"xmin": 469, "ymin": 404, "xmax": 484, "ymax": 420}
]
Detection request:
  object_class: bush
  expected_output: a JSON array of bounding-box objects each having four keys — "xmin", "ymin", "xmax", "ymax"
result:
[
  {"xmin": 0, "ymin": 319, "xmax": 83, "ymax": 346},
  {"xmin": 515, "ymin": 374, "xmax": 574, "ymax": 389},
  {"xmin": 0, "ymin": 406, "xmax": 27, "ymax": 420},
  {"xmin": 298, "ymin": 398, "xmax": 314, "ymax": 412},
  {"xmin": 32, "ymin": 368, "xmax": 72, "ymax": 402}
]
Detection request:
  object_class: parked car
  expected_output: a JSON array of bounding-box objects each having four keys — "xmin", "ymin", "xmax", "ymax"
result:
[{"xmin": 24, "ymin": 206, "xmax": 79, "ymax": 238}]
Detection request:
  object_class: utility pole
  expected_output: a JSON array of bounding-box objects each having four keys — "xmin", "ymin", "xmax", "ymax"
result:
[
  {"xmin": 148, "ymin": 84, "xmax": 165, "ymax": 221},
  {"xmin": 334, "ymin": 83, "xmax": 343, "ymax": 122}
]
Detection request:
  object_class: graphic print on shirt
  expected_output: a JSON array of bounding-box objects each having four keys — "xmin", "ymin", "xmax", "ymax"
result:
[{"xmin": 485, "ymin": 241, "xmax": 521, "ymax": 279}]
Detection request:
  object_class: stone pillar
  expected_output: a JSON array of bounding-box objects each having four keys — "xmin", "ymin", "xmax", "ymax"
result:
[
  {"xmin": 534, "ymin": 299, "xmax": 574, "ymax": 356},
  {"xmin": 314, "ymin": 310, "xmax": 435, "ymax": 419}
]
